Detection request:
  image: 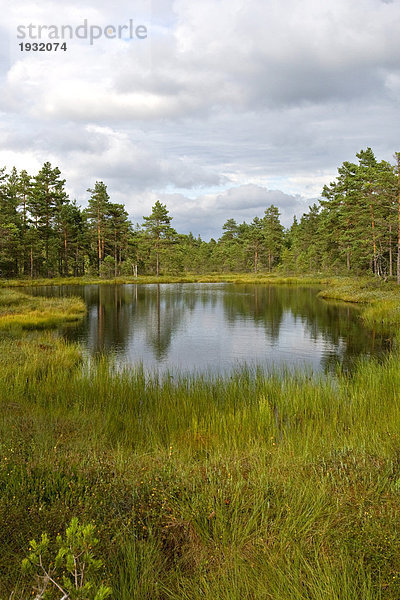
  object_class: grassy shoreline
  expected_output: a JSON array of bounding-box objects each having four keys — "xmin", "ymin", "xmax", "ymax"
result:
[
  {"xmin": 2, "ymin": 275, "xmax": 400, "ymax": 598},
  {"xmin": 318, "ymin": 278, "xmax": 400, "ymax": 330},
  {"xmin": 0, "ymin": 273, "xmax": 332, "ymax": 288},
  {"xmin": 2, "ymin": 272, "xmax": 400, "ymax": 329},
  {"xmin": 0, "ymin": 288, "xmax": 86, "ymax": 329},
  {"xmin": 2, "ymin": 350, "xmax": 400, "ymax": 599}
]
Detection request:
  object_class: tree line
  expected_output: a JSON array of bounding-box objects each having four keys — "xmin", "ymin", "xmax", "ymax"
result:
[
  {"xmin": 0, "ymin": 148, "xmax": 399, "ymax": 279},
  {"xmin": 284, "ymin": 148, "xmax": 400, "ymax": 280}
]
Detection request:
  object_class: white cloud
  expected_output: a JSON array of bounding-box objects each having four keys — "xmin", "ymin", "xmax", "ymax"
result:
[{"xmin": 0, "ymin": 0, "xmax": 399, "ymax": 238}]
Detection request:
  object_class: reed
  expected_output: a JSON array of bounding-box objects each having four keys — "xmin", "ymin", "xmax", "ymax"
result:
[
  {"xmin": 2, "ymin": 346, "xmax": 400, "ymax": 599},
  {"xmin": 2, "ymin": 277, "xmax": 400, "ymax": 598}
]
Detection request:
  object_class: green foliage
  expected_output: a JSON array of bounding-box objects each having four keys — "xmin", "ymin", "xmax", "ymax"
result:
[
  {"xmin": 2, "ymin": 330, "xmax": 400, "ymax": 598},
  {"xmin": 0, "ymin": 146, "xmax": 399, "ymax": 279},
  {"xmin": 22, "ymin": 518, "xmax": 111, "ymax": 600},
  {"xmin": 142, "ymin": 201, "xmax": 176, "ymax": 276},
  {"xmin": 320, "ymin": 148, "xmax": 398, "ymax": 276},
  {"xmin": 263, "ymin": 205, "xmax": 284, "ymax": 271},
  {"xmin": 99, "ymin": 256, "xmax": 116, "ymax": 279}
]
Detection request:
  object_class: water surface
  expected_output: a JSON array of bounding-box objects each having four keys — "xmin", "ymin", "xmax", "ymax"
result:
[{"xmin": 29, "ymin": 283, "xmax": 392, "ymax": 375}]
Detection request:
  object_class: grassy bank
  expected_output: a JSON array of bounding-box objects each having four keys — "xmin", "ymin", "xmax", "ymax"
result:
[
  {"xmin": 0, "ymin": 273, "xmax": 332, "ymax": 288},
  {"xmin": 1, "ymin": 341, "xmax": 400, "ymax": 599},
  {"xmin": 3, "ymin": 272, "xmax": 400, "ymax": 330},
  {"xmin": 0, "ymin": 288, "xmax": 86, "ymax": 329},
  {"xmin": 318, "ymin": 278, "xmax": 400, "ymax": 330},
  {"xmin": 2, "ymin": 277, "xmax": 400, "ymax": 598}
]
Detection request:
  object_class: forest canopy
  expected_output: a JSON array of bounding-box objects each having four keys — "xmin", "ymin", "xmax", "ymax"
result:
[{"xmin": 0, "ymin": 148, "xmax": 399, "ymax": 279}]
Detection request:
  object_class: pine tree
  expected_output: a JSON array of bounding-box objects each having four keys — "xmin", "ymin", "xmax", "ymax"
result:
[
  {"xmin": 29, "ymin": 162, "xmax": 67, "ymax": 276},
  {"xmin": 0, "ymin": 168, "xmax": 19, "ymax": 276},
  {"xmin": 17, "ymin": 169, "xmax": 32, "ymax": 275},
  {"xmin": 58, "ymin": 200, "xmax": 87, "ymax": 276},
  {"xmin": 106, "ymin": 203, "xmax": 131, "ymax": 277},
  {"xmin": 221, "ymin": 218, "xmax": 239, "ymax": 241},
  {"xmin": 245, "ymin": 217, "xmax": 265, "ymax": 272},
  {"xmin": 395, "ymin": 153, "xmax": 400, "ymax": 284},
  {"xmin": 0, "ymin": 167, "xmax": 23, "ymax": 276},
  {"xmin": 263, "ymin": 205, "xmax": 284, "ymax": 271},
  {"xmin": 143, "ymin": 201, "xmax": 175, "ymax": 276},
  {"xmin": 321, "ymin": 149, "xmax": 397, "ymax": 275},
  {"xmin": 86, "ymin": 182, "xmax": 111, "ymax": 273}
]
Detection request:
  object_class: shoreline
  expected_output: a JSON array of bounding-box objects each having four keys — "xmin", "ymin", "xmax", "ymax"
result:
[
  {"xmin": 2, "ymin": 275, "xmax": 400, "ymax": 597},
  {"xmin": 2, "ymin": 273, "xmax": 400, "ymax": 330}
]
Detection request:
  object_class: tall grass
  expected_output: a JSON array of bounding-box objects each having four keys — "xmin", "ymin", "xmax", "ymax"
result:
[
  {"xmin": 2, "ymin": 277, "xmax": 400, "ymax": 598},
  {"xmin": 2, "ymin": 341, "xmax": 400, "ymax": 599}
]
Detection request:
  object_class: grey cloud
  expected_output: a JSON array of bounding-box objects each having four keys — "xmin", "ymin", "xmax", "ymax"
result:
[
  {"xmin": 214, "ymin": 185, "xmax": 301, "ymax": 212},
  {"xmin": 1, "ymin": 0, "xmax": 399, "ymax": 241},
  {"xmin": 103, "ymin": 0, "xmax": 400, "ymax": 120},
  {"xmin": 154, "ymin": 185, "xmax": 310, "ymax": 240},
  {"xmin": 0, "ymin": 123, "xmax": 111, "ymax": 155},
  {"xmin": 4, "ymin": 0, "xmax": 400, "ymax": 125},
  {"xmin": 79, "ymin": 149, "xmax": 224, "ymax": 190}
]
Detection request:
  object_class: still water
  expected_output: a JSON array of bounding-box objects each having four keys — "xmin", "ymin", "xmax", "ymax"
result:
[{"xmin": 30, "ymin": 283, "xmax": 392, "ymax": 375}]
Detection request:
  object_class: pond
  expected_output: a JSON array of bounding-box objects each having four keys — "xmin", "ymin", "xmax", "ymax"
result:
[{"xmin": 27, "ymin": 283, "xmax": 393, "ymax": 375}]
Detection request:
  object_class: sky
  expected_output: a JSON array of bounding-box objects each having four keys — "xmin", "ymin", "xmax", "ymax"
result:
[{"xmin": 0, "ymin": 0, "xmax": 399, "ymax": 240}]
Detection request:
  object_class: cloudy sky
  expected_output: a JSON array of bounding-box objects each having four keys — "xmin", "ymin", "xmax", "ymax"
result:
[{"xmin": 1, "ymin": 0, "xmax": 399, "ymax": 239}]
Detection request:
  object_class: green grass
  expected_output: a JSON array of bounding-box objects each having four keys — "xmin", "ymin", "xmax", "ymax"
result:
[
  {"xmin": 318, "ymin": 277, "xmax": 400, "ymax": 329},
  {"xmin": 0, "ymin": 287, "xmax": 86, "ymax": 329},
  {"xmin": 2, "ymin": 347, "xmax": 400, "ymax": 599},
  {"xmin": 0, "ymin": 273, "xmax": 334, "ymax": 288},
  {"xmin": 2, "ymin": 276, "xmax": 400, "ymax": 598}
]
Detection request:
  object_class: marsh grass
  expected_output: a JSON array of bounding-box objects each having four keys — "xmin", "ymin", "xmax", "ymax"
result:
[
  {"xmin": 2, "ymin": 346, "xmax": 400, "ymax": 599},
  {"xmin": 0, "ymin": 288, "xmax": 86, "ymax": 329},
  {"xmin": 0, "ymin": 273, "xmax": 332, "ymax": 288},
  {"xmin": 318, "ymin": 278, "xmax": 400, "ymax": 330},
  {"xmin": 2, "ymin": 277, "xmax": 400, "ymax": 598}
]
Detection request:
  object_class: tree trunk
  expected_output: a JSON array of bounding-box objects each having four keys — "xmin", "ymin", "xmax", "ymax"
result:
[
  {"xmin": 370, "ymin": 202, "xmax": 377, "ymax": 275},
  {"xmin": 97, "ymin": 224, "xmax": 101, "ymax": 271},
  {"xmin": 114, "ymin": 236, "xmax": 118, "ymax": 277},
  {"xmin": 45, "ymin": 191, "xmax": 50, "ymax": 276},
  {"xmin": 75, "ymin": 247, "xmax": 79, "ymax": 277},
  {"xmin": 22, "ymin": 195, "xmax": 27, "ymax": 275},
  {"xmin": 64, "ymin": 230, "xmax": 68, "ymax": 276},
  {"xmin": 397, "ymin": 153, "xmax": 400, "ymax": 284}
]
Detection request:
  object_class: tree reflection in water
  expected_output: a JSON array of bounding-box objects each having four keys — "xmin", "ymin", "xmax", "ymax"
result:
[{"xmin": 28, "ymin": 283, "xmax": 393, "ymax": 375}]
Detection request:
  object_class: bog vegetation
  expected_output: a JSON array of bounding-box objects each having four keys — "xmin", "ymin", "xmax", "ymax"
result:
[{"xmin": 2, "ymin": 318, "xmax": 400, "ymax": 599}]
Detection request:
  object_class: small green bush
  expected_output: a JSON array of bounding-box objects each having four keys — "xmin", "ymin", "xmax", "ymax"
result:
[{"xmin": 22, "ymin": 518, "xmax": 112, "ymax": 600}]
